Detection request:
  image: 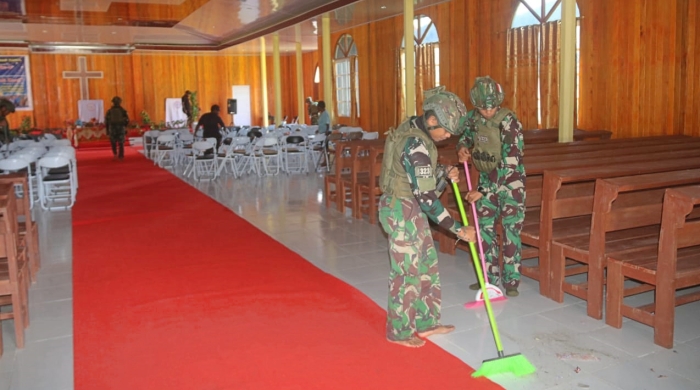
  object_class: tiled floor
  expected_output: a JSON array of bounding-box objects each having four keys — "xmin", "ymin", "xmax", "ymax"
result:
[{"xmin": 2, "ymin": 153, "xmax": 700, "ymax": 390}]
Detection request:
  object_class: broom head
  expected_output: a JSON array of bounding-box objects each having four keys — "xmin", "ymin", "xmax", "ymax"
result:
[{"xmin": 471, "ymin": 352, "xmax": 536, "ymax": 378}]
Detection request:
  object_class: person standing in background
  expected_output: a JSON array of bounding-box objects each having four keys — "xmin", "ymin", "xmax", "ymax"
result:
[
  {"xmin": 105, "ymin": 96, "xmax": 129, "ymax": 161},
  {"xmin": 182, "ymin": 90, "xmax": 193, "ymax": 130},
  {"xmin": 316, "ymin": 101, "xmax": 330, "ymax": 134},
  {"xmin": 306, "ymin": 97, "xmax": 319, "ymax": 125},
  {"xmin": 197, "ymin": 104, "xmax": 226, "ymax": 149}
]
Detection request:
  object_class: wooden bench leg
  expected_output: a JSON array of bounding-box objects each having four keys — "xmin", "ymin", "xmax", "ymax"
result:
[
  {"xmin": 605, "ymin": 260, "xmax": 624, "ymax": 328},
  {"xmin": 654, "ymin": 278, "xmax": 675, "ymax": 348},
  {"xmin": 369, "ymin": 193, "xmax": 378, "ymax": 225},
  {"xmin": 549, "ymin": 243, "xmax": 566, "ymax": 303},
  {"xmin": 587, "ymin": 254, "xmax": 606, "ymax": 320}
]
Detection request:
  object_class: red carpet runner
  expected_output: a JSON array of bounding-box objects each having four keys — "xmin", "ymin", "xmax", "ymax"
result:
[{"xmin": 73, "ymin": 148, "xmax": 501, "ymax": 389}]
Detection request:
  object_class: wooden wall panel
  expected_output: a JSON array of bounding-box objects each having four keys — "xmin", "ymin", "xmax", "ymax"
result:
[{"xmin": 0, "ymin": 50, "xmax": 299, "ymax": 130}]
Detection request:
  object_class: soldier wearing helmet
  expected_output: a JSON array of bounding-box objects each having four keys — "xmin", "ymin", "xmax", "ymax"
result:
[
  {"xmin": 377, "ymin": 86, "xmax": 476, "ymax": 348},
  {"xmin": 105, "ymin": 96, "xmax": 129, "ymax": 160},
  {"xmin": 457, "ymin": 76, "xmax": 526, "ymax": 297}
]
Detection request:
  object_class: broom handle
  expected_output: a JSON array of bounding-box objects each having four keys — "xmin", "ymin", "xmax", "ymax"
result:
[
  {"xmin": 462, "ymin": 162, "xmax": 489, "ymax": 281},
  {"xmin": 452, "ymin": 181, "xmax": 505, "ymax": 353}
]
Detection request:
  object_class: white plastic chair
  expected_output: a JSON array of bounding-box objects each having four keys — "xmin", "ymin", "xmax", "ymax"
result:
[
  {"xmin": 36, "ymin": 155, "xmax": 75, "ymax": 211},
  {"xmin": 256, "ymin": 136, "xmax": 281, "ymax": 176},
  {"xmin": 143, "ymin": 130, "xmax": 161, "ymax": 160},
  {"xmin": 190, "ymin": 139, "xmax": 217, "ymax": 181},
  {"xmin": 154, "ymin": 135, "xmax": 176, "ymax": 168},
  {"xmin": 282, "ymin": 135, "xmax": 308, "ymax": 174}
]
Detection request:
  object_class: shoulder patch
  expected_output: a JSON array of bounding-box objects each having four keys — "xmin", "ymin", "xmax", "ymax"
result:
[{"xmin": 416, "ymin": 165, "xmax": 431, "ymax": 178}]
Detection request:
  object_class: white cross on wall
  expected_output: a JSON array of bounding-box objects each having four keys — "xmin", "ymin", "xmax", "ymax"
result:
[{"xmin": 62, "ymin": 56, "xmax": 104, "ymax": 100}]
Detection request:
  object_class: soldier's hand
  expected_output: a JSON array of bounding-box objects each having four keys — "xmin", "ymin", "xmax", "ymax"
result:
[
  {"xmin": 457, "ymin": 226, "xmax": 476, "ymax": 242},
  {"xmin": 446, "ymin": 165, "xmax": 459, "ymax": 183},
  {"xmin": 457, "ymin": 147, "xmax": 471, "ymax": 163},
  {"xmin": 465, "ymin": 190, "xmax": 483, "ymax": 204}
]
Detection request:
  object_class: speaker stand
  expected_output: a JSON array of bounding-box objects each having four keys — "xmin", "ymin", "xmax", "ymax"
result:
[{"xmin": 229, "ymin": 113, "xmax": 235, "ymax": 127}]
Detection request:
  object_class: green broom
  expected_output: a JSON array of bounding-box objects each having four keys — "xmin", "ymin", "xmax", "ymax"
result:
[{"xmin": 451, "ymin": 181, "xmax": 536, "ymax": 378}]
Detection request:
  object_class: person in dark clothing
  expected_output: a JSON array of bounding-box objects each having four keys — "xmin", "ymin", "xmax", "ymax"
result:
[
  {"xmin": 105, "ymin": 96, "xmax": 129, "ymax": 160},
  {"xmin": 197, "ymin": 104, "xmax": 226, "ymax": 149},
  {"xmin": 181, "ymin": 90, "xmax": 192, "ymax": 128}
]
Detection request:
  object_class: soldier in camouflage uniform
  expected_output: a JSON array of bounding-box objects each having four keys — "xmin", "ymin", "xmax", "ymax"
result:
[
  {"xmin": 0, "ymin": 99, "xmax": 15, "ymax": 146},
  {"xmin": 378, "ymin": 87, "xmax": 476, "ymax": 348},
  {"xmin": 457, "ymin": 76, "xmax": 526, "ymax": 297},
  {"xmin": 105, "ymin": 96, "xmax": 129, "ymax": 160},
  {"xmin": 306, "ymin": 97, "xmax": 319, "ymax": 125}
]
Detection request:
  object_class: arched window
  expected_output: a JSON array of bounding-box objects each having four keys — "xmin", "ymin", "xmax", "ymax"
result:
[
  {"xmin": 399, "ymin": 15, "xmax": 440, "ymax": 119},
  {"xmin": 508, "ymin": 0, "xmax": 581, "ymax": 129},
  {"xmin": 334, "ymin": 34, "xmax": 359, "ymax": 118}
]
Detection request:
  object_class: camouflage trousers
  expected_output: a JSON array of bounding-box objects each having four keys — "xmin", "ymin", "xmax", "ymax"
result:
[
  {"xmin": 475, "ymin": 183, "xmax": 526, "ymax": 288},
  {"xmin": 108, "ymin": 126, "xmax": 126, "ymax": 158},
  {"xmin": 378, "ymin": 194, "xmax": 442, "ymax": 341}
]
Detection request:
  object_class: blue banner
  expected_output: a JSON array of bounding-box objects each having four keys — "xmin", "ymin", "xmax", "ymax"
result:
[{"xmin": 0, "ymin": 55, "xmax": 33, "ymax": 110}]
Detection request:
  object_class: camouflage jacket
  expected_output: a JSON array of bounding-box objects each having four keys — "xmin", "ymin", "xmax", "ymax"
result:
[
  {"xmin": 400, "ymin": 117, "xmax": 462, "ymax": 234},
  {"xmin": 457, "ymin": 109, "xmax": 526, "ymax": 192},
  {"xmin": 105, "ymin": 106, "xmax": 129, "ymax": 134}
]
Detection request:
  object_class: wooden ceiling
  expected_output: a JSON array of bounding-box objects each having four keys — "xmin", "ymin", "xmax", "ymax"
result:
[{"xmin": 0, "ymin": 0, "xmax": 449, "ymax": 54}]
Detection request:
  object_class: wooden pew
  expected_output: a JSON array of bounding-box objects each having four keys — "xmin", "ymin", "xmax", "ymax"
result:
[
  {"xmin": 606, "ymin": 185, "xmax": 700, "ymax": 348},
  {"xmin": 0, "ymin": 183, "xmax": 29, "ymax": 354},
  {"xmin": 549, "ymin": 169, "xmax": 700, "ymax": 319},
  {"xmin": 523, "ymin": 128, "xmax": 612, "ymax": 144},
  {"xmin": 355, "ymin": 145, "xmax": 383, "ymax": 224},
  {"xmin": 437, "ymin": 137, "xmax": 700, "ymax": 260},
  {"xmin": 323, "ymin": 140, "xmax": 353, "ymax": 211},
  {"xmin": 340, "ymin": 142, "xmax": 372, "ymax": 216},
  {"xmin": 0, "ymin": 173, "xmax": 40, "ymax": 282},
  {"xmin": 536, "ymin": 156, "xmax": 700, "ymax": 297}
]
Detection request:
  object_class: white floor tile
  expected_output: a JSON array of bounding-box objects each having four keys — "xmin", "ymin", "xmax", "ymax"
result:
[{"xmin": 595, "ymin": 359, "xmax": 700, "ymax": 390}]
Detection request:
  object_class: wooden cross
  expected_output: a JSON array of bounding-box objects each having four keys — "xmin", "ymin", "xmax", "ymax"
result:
[{"xmin": 62, "ymin": 56, "xmax": 103, "ymax": 100}]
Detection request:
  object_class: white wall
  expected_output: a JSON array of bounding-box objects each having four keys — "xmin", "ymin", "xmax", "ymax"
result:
[{"xmin": 231, "ymin": 85, "xmax": 251, "ymax": 126}]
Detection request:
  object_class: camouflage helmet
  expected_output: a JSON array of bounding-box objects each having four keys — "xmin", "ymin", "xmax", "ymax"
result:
[
  {"xmin": 0, "ymin": 99, "xmax": 16, "ymax": 113},
  {"xmin": 111, "ymin": 96, "xmax": 122, "ymax": 105},
  {"xmin": 469, "ymin": 76, "xmax": 504, "ymax": 109},
  {"xmin": 422, "ymin": 86, "xmax": 468, "ymax": 135}
]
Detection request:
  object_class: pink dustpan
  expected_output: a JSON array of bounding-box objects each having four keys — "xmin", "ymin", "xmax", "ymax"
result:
[{"xmin": 464, "ymin": 285, "xmax": 507, "ymax": 309}]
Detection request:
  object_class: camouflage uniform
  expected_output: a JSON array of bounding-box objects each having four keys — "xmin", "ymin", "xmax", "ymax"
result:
[
  {"xmin": 307, "ymin": 101, "xmax": 319, "ymax": 125},
  {"xmin": 105, "ymin": 97, "xmax": 129, "ymax": 159},
  {"xmin": 457, "ymin": 109, "xmax": 526, "ymax": 288},
  {"xmin": 378, "ymin": 116, "xmax": 462, "ymax": 342}
]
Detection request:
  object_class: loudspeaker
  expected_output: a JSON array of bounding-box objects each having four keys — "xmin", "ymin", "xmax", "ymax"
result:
[{"xmin": 227, "ymin": 98, "xmax": 237, "ymax": 114}]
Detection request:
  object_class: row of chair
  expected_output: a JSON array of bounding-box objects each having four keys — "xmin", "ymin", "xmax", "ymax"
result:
[{"xmin": 0, "ymin": 141, "xmax": 77, "ymax": 211}]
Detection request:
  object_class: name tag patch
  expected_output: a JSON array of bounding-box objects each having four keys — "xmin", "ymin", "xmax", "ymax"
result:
[
  {"xmin": 416, "ymin": 165, "xmax": 431, "ymax": 177},
  {"xmin": 477, "ymin": 135, "xmax": 489, "ymax": 143}
]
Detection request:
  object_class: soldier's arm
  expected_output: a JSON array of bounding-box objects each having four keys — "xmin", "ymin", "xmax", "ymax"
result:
[
  {"xmin": 105, "ymin": 111, "xmax": 110, "ymax": 134},
  {"xmin": 501, "ymin": 113, "xmax": 526, "ymax": 186},
  {"xmin": 402, "ymin": 137, "xmax": 463, "ymax": 234},
  {"xmin": 123, "ymin": 109, "xmax": 130, "ymax": 126},
  {"xmin": 456, "ymin": 112, "xmax": 475, "ymax": 151}
]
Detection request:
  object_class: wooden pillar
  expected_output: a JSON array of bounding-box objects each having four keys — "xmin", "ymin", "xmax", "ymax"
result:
[
  {"xmin": 404, "ymin": 0, "xmax": 415, "ymax": 117},
  {"xmin": 260, "ymin": 37, "xmax": 269, "ymax": 128},
  {"xmin": 273, "ymin": 32, "xmax": 282, "ymax": 128},
  {"xmin": 295, "ymin": 25, "xmax": 305, "ymax": 125},
  {"xmin": 558, "ymin": 0, "xmax": 576, "ymax": 142},
  {"xmin": 322, "ymin": 13, "xmax": 334, "ymax": 125}
]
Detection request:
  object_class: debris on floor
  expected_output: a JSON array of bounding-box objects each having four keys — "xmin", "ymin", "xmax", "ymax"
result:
[
  {"xmin": 556, "ymin": 352, "xmax": 600, "ymax": 362},
  {"xmin": 577, "ymin": 384, "xmax": 590, "ymax": 388},
  {"xmin": 574, "ymin": 366, "xmax": 581, "ymax": 373}
]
